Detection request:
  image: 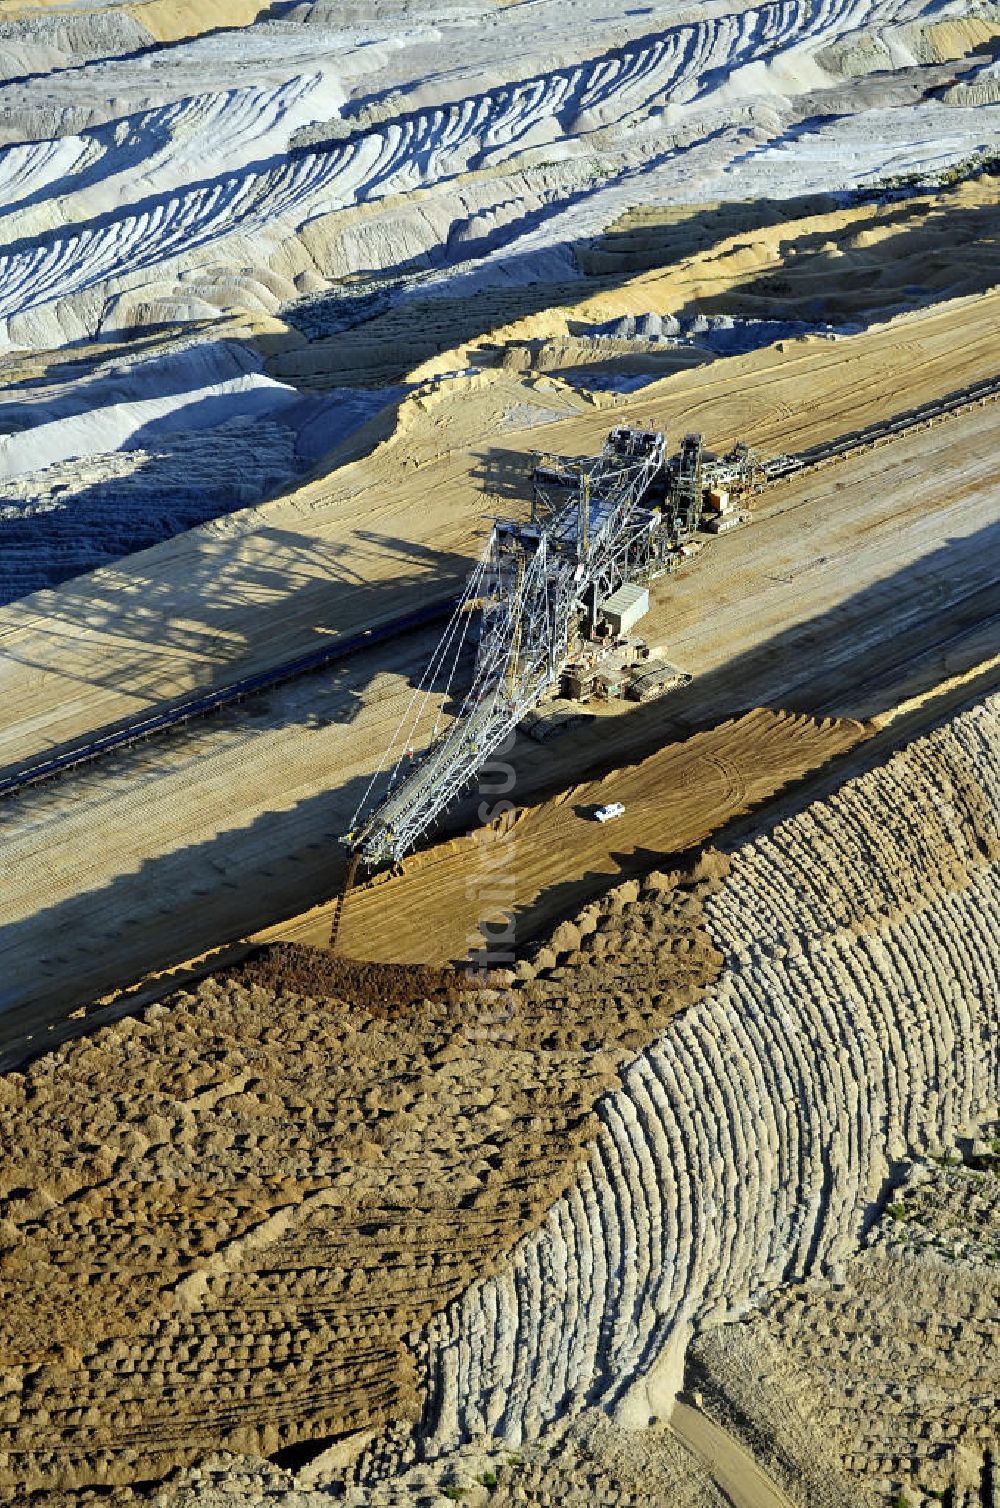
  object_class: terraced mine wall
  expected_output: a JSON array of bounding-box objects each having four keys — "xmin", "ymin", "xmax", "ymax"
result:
[
  {"xmin": 0, "ymin": 0, "xmax": 952, "ymax": 346},
  {"xmin": 365, "ymin": 691, "xmax": 999, "ymax": 1497},
  {"xmin": 0, "ymin": 868, "xmax": 724, "ymax": 1492},
  {"xmin": 0, "ymin": 689, "xmax": 994, "ymax": 1502},
  {"xmin": 677, "ymin": 1143, "xmax": 1000, "ymax": 1505}
]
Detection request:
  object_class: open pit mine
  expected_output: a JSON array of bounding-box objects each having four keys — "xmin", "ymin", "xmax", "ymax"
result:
[{"xmin": 0, "ymin": 1, "xmax": 997, "ymax": 1506}]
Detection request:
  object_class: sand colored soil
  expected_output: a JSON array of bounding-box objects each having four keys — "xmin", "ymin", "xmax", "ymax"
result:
[
  {"xmin": 236, "ymin": 949, "xmax": 485, "ymax": 1015},
  {"xmin": 2, "ymin": 388, "xmax": 994, "ymax": 1040},
  {"xmin": 0, "ymin": 860, "xmax": 723, "ymax": 1494},
  {"xmin": 0, "ymin": 0, "xmax": 267, "ymax": 40},
  {"xmin": 276, "ymin": 176, "xmax": 1000, "ymax": 391},
  {"xmin": 576, "ymin": 175, "xmax": 1000, "ymax": 309},
  {"xmin": 77, "ymin": 684, "xmax": 998, "ymax": 1508},
  {"xmin": 349, "ymin": 689, "xmax": 998, "ymax": 1508},
  {"xmin": 1, "ymin": 11, "xmax": 997, "ymax": 1503},
  {"xmin": 125, "ymin": 0, "xmax": 268, "ymax": 44},
  {"xmin": 1, "ymin": 282, "xmax": 998, "ymax": 781},
  {"xmin": 269, "ymin": 707, "xmax": 865, "ymax": 965},
  {"xmin": 671, "ymin": 1404, "xmax": 797, "ymax": 1508},
  {"xmin": 690, "ymin": 1157, "xmax": 1000, "ymax": 1506},
  {"xmin": 143, "ymin": 1410, "xmax": 735, "ymax": 1508}
]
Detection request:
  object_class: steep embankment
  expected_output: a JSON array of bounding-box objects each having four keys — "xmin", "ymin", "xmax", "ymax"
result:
[
  {"xmin": 0, "ymin": 866, "xmax": 723, "ymax": 1493},
  {"xmin": 0, "ymin": 690, "xmax": 995, "ymax": 1502},
  {"xmin": 689, "ymin": 1152, "xmax": 1000, "ymax": 1507},
  {"xmin": 2, "ymin": 0, "xmax": 996, "ymax": 350},
  {"xmin": 350, "ymin": 690, "xmax": 999, "ymax": 1502}
]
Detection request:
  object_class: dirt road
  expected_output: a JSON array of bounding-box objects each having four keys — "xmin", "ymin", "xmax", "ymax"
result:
[
  {"xmin": 273, "ymin": 708, "xmax": 863, "ymax": 964},
  {"xmin": 672, "ymin": 1403, "xmax": 797, "ymax": 1508}
]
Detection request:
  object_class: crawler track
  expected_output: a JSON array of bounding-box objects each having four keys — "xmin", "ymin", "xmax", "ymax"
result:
[{"xmin": 2, "ymin": 371, "xmax": 996, "ymax": 804}]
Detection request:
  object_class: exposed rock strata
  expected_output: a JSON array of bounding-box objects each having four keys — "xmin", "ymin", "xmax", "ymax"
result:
[
  {"xmin": 5, "ymin": 692, "xmax": 997, "ymax": 1504},
  {"xmin": 691, "ymin": 1155, "xmax": 1000, "ymax": 1506}
]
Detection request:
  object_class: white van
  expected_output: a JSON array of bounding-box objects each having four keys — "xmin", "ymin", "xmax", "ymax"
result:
[{"xmin": 594, "ymin": 801, "xmax": 625, "ymax": 823}]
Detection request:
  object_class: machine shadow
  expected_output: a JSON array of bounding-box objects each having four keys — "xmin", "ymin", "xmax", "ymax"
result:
[
  {"xmin": 668, "ymin": 198, "xmax": 1000, "ymax": 329},
  {"xmin": 1, "ymin": 518, "xmax": 995, "ymax": 1051},
  {"xmin": 0, "ymin": 523, "xmax": 476, "ymax": 777},
  {"xmin": 443, "ymin": 517, "xmax": 1000, "ymax": 961},
  {"xmin": 0, "ymin": 333, "xmax": 380, "ymax": 607},
  {"xmin": 271, "ymin": 171, "xmax": 1000, "ymax": 391},
  {"xmin": 5, "ymin": 175, "xmax": 995, "ymax": 614}
]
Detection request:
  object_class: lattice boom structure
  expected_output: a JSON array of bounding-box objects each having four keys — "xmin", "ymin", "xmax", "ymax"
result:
[{"xmin": 346, "ymin": 426, "xmax": 675, "ymax": 867}]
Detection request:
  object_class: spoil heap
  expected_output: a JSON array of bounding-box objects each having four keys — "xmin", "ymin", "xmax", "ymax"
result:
[
  {"xmin": 691, "ymin": 1155, "xmax": 1000, "ymax": 1507},
  {"xmin": 0, "ymin": 867, "xmax": 722, "ymax": 1494},
  {"xmin": 3, "ymin": 691, "xmax": 996, "ymax": 1506},
  {"xmin": 348, "ymin": 691, "xmax": 999, "ymax": 1505}
]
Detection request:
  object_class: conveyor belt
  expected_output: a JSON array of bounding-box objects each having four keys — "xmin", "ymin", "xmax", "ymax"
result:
[
  {"xmin": 0, "ymin": 599, "xmax": 456, "ymax": 801},
  {"xmin": 3, "ymin": 370, "xmax": 996, "ymax": 804},
  {"xmin": 762, "ymin": 372, "xmax": 1000, "ymax": 484}
]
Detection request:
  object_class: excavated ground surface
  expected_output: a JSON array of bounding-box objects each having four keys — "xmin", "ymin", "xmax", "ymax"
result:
[
  {"xmin": 3, "ymin": 301, "xmax": 998, "ymax": 1035},
  {"xmin": 0, "ymin": 860, "xmax": 723, "ymax": 1495},
  {"xmin": 4, "ymin": 689, "xmax": 997, "ymax": 1508},
  {"xmin": 234, "ymin": 948, "xmax": 485, "ymax": 1015},
  {"xmin": 3, "ymin": 284, "xmax": 999, "ymax": 778},
  {"xmin": 272, "ymin": 707, "xmax": 865, "ymax": 964},
  {"xmin": 2, "ymin": 4, "xmax": 999, "ymax": 1502},
  {"xmin": 283, "ymin": 175, "xmax": 1000, "ymax": 391},
  {"xmin": 2, "ymin": 158, "xmax": 999, "ymax": 1031},
  {"xmin": 689, "ymin": 1155, "xmax": 1000, "ymax": 1508},
  {"xmin": 328, "ymin": 687, "xmax": 993, "ymax": 1508}
]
